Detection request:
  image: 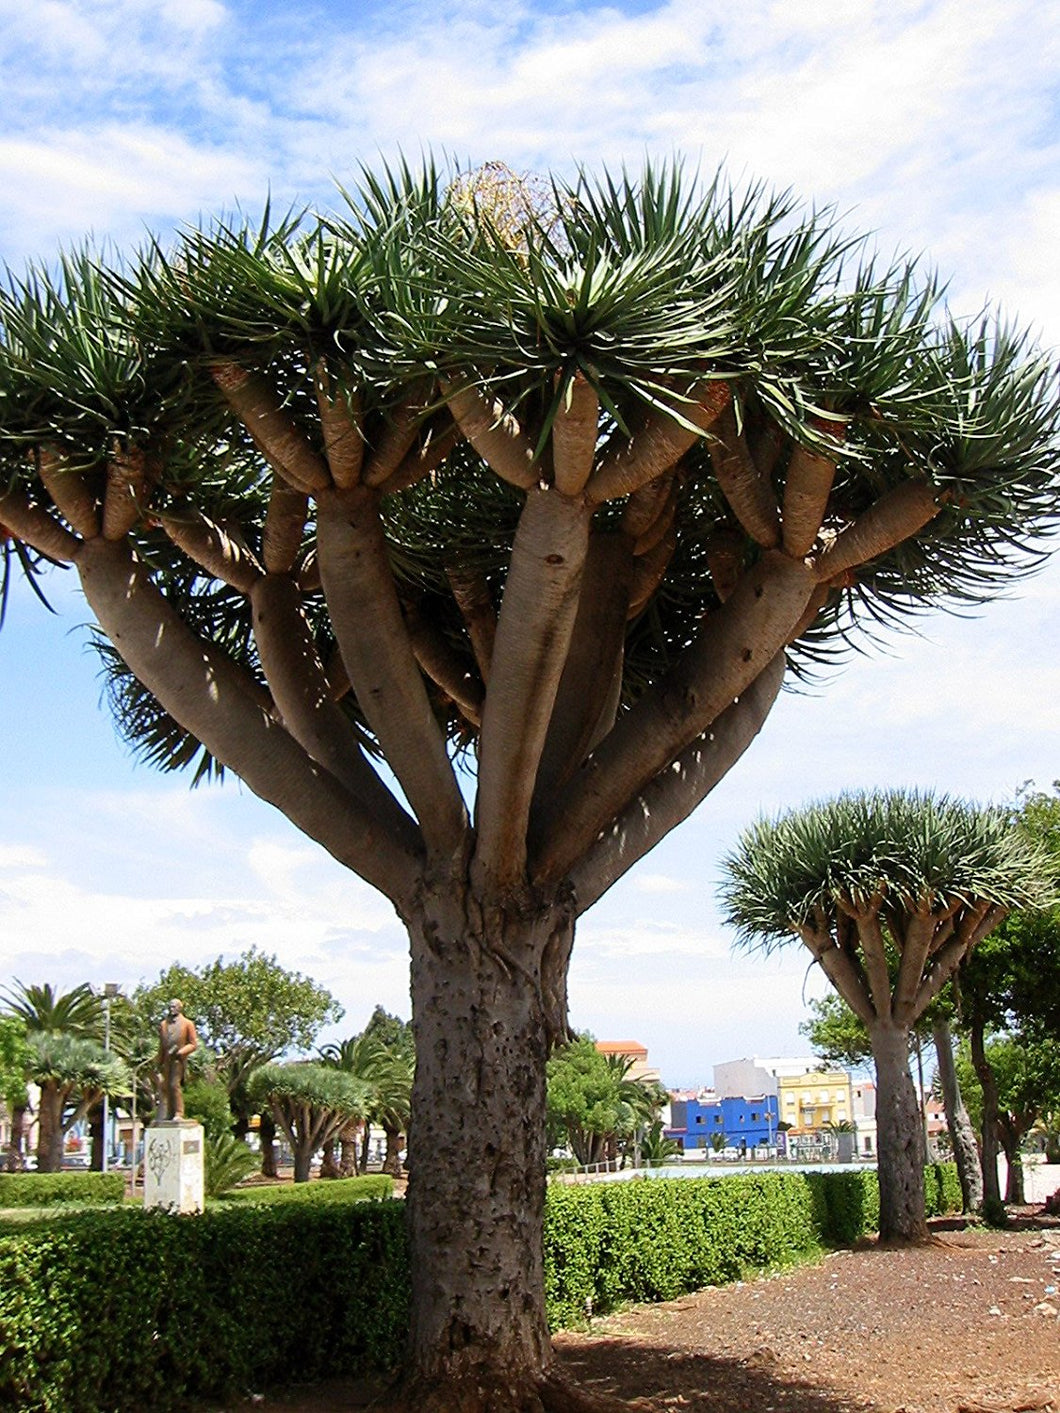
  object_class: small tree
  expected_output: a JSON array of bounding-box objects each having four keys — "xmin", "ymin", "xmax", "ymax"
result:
[
  {"xmin": 248, "ymin": 1062, "xmax": 370, "ymax": 1183},
  {"xmin": 546, "ymin": 1037, "xmax": 663, "ymax": 1168},
  {"xmin": 0, "ymin": 1016, "xmax": 31, "ymax": 1171},
  {"xmin": 25, "ymin": 1033, "xmax": 127, "ymax": 1172},
  {"xmin": 722, "ymin": 790, "xmax": 1054, "ymax": 1242},
  {"xmin": 137, "ymin": 949, "xmax": 342, "ymax": 1139}
]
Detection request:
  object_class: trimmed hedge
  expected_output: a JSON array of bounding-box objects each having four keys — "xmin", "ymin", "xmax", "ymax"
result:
[
  {"xmin": 0, "ymin": 1202, "xmax": 410, "ymax": 1413},
  {"xmin": 0, "ymin": 1173, "xmax": 125, "ymax": 1209},
  {"xmin": 217, "ymin": 1174, "xmax": 393, "ymax": 1206},
  {"xmin": 0, "ymin": 1164, "xmax": 960, "ymax": 1412}
]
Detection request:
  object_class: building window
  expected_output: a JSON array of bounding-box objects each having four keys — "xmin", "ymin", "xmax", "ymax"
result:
[
  {"xmin": 714, "ymin": 1115, "xmax": 723, "ymax": 1124},
  {"xmin": 751, "ymin": 1112, "xmax": 758, "ymax": 1121},
  {"xmin": 695, "ymin": 1115, "xmax": 703, "ymax": 1124}
]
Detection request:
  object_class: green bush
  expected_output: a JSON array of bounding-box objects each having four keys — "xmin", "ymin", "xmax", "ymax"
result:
[
  {"xmin": 216, "ymin": 1174, "xmax": 393, "ymax": 1205},
  {"xmin": 203, "ymin": 1134, "xmax": 259, "ymax": 1198},
  {"xmin": 544, "ymin": 1171, "xmax": 821, "ymax": 1326},
  {"xmin": 0, "ymin": 1202, "xmax": 410, "ymax": 1412},
  {"xmin": 0, "ymin": 1173, "xmax": 124, "ymax": 1209}
]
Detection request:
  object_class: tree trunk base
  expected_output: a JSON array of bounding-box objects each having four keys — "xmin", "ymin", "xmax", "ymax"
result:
[{"xmin": 371, "ymin": 1369, "xmax": 655, "ymax": 1412}]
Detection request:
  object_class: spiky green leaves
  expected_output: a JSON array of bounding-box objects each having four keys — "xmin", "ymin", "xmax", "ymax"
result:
[{"xmin": 721, "ymin": 789, "xmax": 1057, "ymax": 950}]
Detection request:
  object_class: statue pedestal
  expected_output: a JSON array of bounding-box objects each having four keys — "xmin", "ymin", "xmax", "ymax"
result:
[{"xmin": 143, "ymin": 1121, "xmax": 205, "ymax": 1214}]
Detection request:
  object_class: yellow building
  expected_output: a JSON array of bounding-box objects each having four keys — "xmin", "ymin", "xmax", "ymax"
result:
[{"xmin": 777, "ymin": 1068, "xmax": 853, "ymax": 1137}]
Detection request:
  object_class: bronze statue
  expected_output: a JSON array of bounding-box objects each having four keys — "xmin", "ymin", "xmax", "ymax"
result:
[{"xmin": 155, "ymin": 999, "xmax": 198, "ymax": 1121}]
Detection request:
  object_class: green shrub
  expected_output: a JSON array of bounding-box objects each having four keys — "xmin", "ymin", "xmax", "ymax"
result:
[
  {"xmin": 183, "ymin": 1079, "xmax": 235, "ymax": 1143},
  {"xmin": 216, "ymin": 1174, "xmax": 393, "ymax": 1205},
  {"xmin": 0, "ymin": 1201, "xmax": 410, "ymax": 1412},
  {"xmin": 0, "ymin": 1173, "xmax": 124, "ymax": 1209},
  {"xmin": 203, "ymin": 1134, "xmax": 258, "ymax": 1198}
]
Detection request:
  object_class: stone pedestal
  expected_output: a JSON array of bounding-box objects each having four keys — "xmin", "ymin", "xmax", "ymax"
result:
[{"xmin": 143, "ymin": 1120, "xmax": 205, "ymax": 1214}]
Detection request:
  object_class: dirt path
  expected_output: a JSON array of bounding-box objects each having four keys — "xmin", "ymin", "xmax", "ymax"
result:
[{"xmin": 211, "ymin": 1215, "xmax": 1060, "ymax": 1413}]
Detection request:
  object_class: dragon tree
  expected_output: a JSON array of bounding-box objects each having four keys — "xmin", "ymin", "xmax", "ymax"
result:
[
  {"xmin": 1, "ymin": 161, "xmax": 1058, "ymax": 1410},
  {"xmin": 721, "ymin": 790, "xmax": 1055, "ymax": 1242}
]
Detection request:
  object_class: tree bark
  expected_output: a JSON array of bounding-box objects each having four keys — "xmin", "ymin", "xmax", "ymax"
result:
[
  {"xmin": 259, "ymin": 1110, "xmax": 279, "ymax": 1179},
  {"xmin": 36, "ymin": 1084, "xmax": 65, "ymax": 1173},
  {"xmin": 1000, "ymin": 1121, "xmax": 1025, "ymax": 1204},
  {"xmin": 4, "ymin": 1102, "xmax": 29, "ymax": 1171},
  {"xmin": 969, "ymin": 1015, "xmax": 1004, "ymax": 1218},
  {"xmin": 870, "ymin": 1021, "xmax": 928, "ymax": 1243},
  {"xmin": 401, "ymin": 887, "xmax": 562, "ymax": 1411},
  {"xmin": 932, "ymin": 1017, "xmax": 983, "ymax": 1214},
  {"xmin": 383, "ymin": 1124, "xmax": 404, "ymax": 1178}
]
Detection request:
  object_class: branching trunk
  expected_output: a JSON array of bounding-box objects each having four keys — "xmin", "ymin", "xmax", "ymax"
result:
[
  {"xmin": 999, "ymin": 1117, "xmax": 1026, "ymax": 1204},
  {"xmin": 932, "ymin": 1016, "xmax": 983, "ymax": 1214},
  {"xmin": 870, "ymin": 1021, "xmax": 927, "ymax": 1243}
]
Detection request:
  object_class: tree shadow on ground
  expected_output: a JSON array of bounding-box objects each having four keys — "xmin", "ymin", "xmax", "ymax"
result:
[{"xmin": 554, "ymin": 1339, "xmax": 868, "ymax": 1413}]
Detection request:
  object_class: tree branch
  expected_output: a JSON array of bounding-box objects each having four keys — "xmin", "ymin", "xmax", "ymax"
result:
[
  {"xmin": 315, "ymin": 364, "xmax": 364, "ymax": 489},
  {"xmin": 376, "ymin": 418, "xmax": 461, "ymax": 497},
  {"xmin": 402, "ymin": 596, "xmax": 485, "ymax": 728},
  {"xmin": 212, "ymin": 362, "xmax": 331, "ymax": 494},
  {"xmin": 586, "ymin": 381, "xmax": 730, "ymax": 505},
  {"xmin": 0, "ymin": 487, "xmax": 80, "ymax": 561},
  {"xmin": 552, "ymin": 371, "xmax": 598, "ymax": 495},
  {"xmin": 854, "ymin": 912, "xmax": 894, "ymax": 1021},
  {"xmin": 161, "ymin": 507, "xmax": 263, "ymax": 593},
  {"xmin": 250, "ymin": 573, "xmax": 424, "ymax": 856},
  {"xmin": 38, "ymin": 446, "xmax": 100, "ymax": 539},
  {"xmin": 781, "ymin": 423, "xmax": 843, "ymax": 558},
  {"xmin": 892, "ymin": 906, "xmax": 936, "ymax": 1025},
  {"xmin": 262, "ymin": 479, "xmax": 308, "ymax": 574},
  {"xmin": 798, "ymin": 925, "xmax": 877, "ymax": 1028},
  {"xmin": 707, "ymin": 402, "xmax": 781, "ymax": 548},
  {"xmin": 103, "ymin": 445, "xmax": 149, "ymax": 540},
  {"xmin": 442, "ymin": 379, "xmax": 538, "ymax": 490},
  {"xmin": 532, "ymin": 531, "xmax": 634, "ymax": 809},
  {"xmin": 533, "ymin": 550, "xmax": 814, "ymax": 882},
  {"xmin": 473, "ymin": 487, "xmax": 592, "ymax": 891},
  {"xmin": 446, "ymin": 568, "xmax": 497, "ymax": 684},
  {"xmin": 571, "ymin": 651, "xmax": 785, "ymax": 912},
  {"xmin": 316, "ymin": 485, "xmax": 469, "ymax": 860},
  {"xmin": 75, "ymin": 536, "xmax": 423, "ymax": 906},
  {"xmin": 815, "ymin": 479, "xmax": 941, "ymax": 581},
  {"xmin": 362, "ymin": 384, "xmax": 435, "ymax": 488}
]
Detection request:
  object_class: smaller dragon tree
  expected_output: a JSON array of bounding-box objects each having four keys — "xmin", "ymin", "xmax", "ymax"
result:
[{"xmin": 720, "ymin": 790, "xmax": 1056, "ymax": 1242}]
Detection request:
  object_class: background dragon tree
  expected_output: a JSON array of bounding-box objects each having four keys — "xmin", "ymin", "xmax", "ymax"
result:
[{"xmin": 1, "ymin": 162, "xmax": 1058, "ymax": 1411}]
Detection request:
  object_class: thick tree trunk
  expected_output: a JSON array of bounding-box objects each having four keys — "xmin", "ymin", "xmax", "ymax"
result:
[
  {"xmin": 969, "ymin": 1016, "xmax": 1004, "ymax": 1219},
  {"xmin": 999, "ymin": 1121, "xmax": 1025, "ymax": 1204},
  {"xmin": 259, "ymin": 1111, "xmax": 279, "ymax": 1179},
  {"xmin": 400, "ymin": 888, "xmax": 559, "ymax": 1411},
  {"xmin": 932, "ymin": 1018, "xmax": 983, "ymax": 1214},
  {"xmin": 36, "ymin": 1085, "xmax": 65, "ymax": 1173},
  {"xmin": 383, "ymin": 1124, "xmax": 404, "ymax": 1178},
  {"xmin": 319, "ymin": 1138, "xmax": 340, "ymax": 1179},
  {"xmin": 358, "ymin": 1124, "xmax": 371, "ymax": 1175},
  {"xmin": 88, "ymin": 1101, "xmax": 104, "ymax": 1172},
  {"xmin": 871, "ymin": 1022, "xmax": 928, "ymax": 1243},
  {"xmin": 5, "ymin": 1102, "xmax": 29, "ymax": 1171},
  {"xmin": 292, "ymin": 1143, "xmax": 313, "ymax": 1184}
]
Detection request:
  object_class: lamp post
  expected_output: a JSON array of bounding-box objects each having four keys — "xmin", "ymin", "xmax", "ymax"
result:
[{"xmin": 101, "ymin": 983, "xmax": 119, "ymax": 1174}]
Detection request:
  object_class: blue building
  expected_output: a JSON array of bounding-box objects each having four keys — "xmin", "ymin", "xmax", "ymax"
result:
[{"xmin": 667, "ymin": 1093, "xmax": 779, "ymax": 1154}]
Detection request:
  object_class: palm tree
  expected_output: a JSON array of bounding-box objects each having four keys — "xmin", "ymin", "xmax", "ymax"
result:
[
  {"xmin": 25, "ymin": 1032, "xmax": 127, "ymax": 1171},
  {"xmin": 722, "ymin": 790, "xmax": 1055, "ymax": 1243},
  {"xmin": 3, "ymin": 157, "xmax": 1060, "ymax": 1406},
  {"xmin": 3, "ymin": 981, "xmax": 102, "ymax": 1038},
  {"xmin": 320, "ymin": 1025, "xmax": 414, "ymax": 1177}
]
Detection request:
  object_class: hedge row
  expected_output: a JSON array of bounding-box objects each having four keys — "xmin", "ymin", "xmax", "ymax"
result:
[
  {"xmin": 0, "ymin": 1164, "xmax": 960, "ymax": 1413},
  {"xmin": 0, "ymin": 1173, "xmax": 125, "ymax": 1209},
  {"xmin": 217, "ymin": 1174, "xmax": 393, "ymax": 1206}
]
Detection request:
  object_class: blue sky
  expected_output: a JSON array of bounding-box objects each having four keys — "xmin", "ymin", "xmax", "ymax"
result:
[{"xmin": 2, "ymin": 0, "xmax": 1060, "ymax": 1086}]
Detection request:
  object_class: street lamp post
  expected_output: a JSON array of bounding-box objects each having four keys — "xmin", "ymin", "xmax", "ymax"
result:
[{"xmin": 101, "ymin": 983, "xmax": 119, "ymax": 1174}]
